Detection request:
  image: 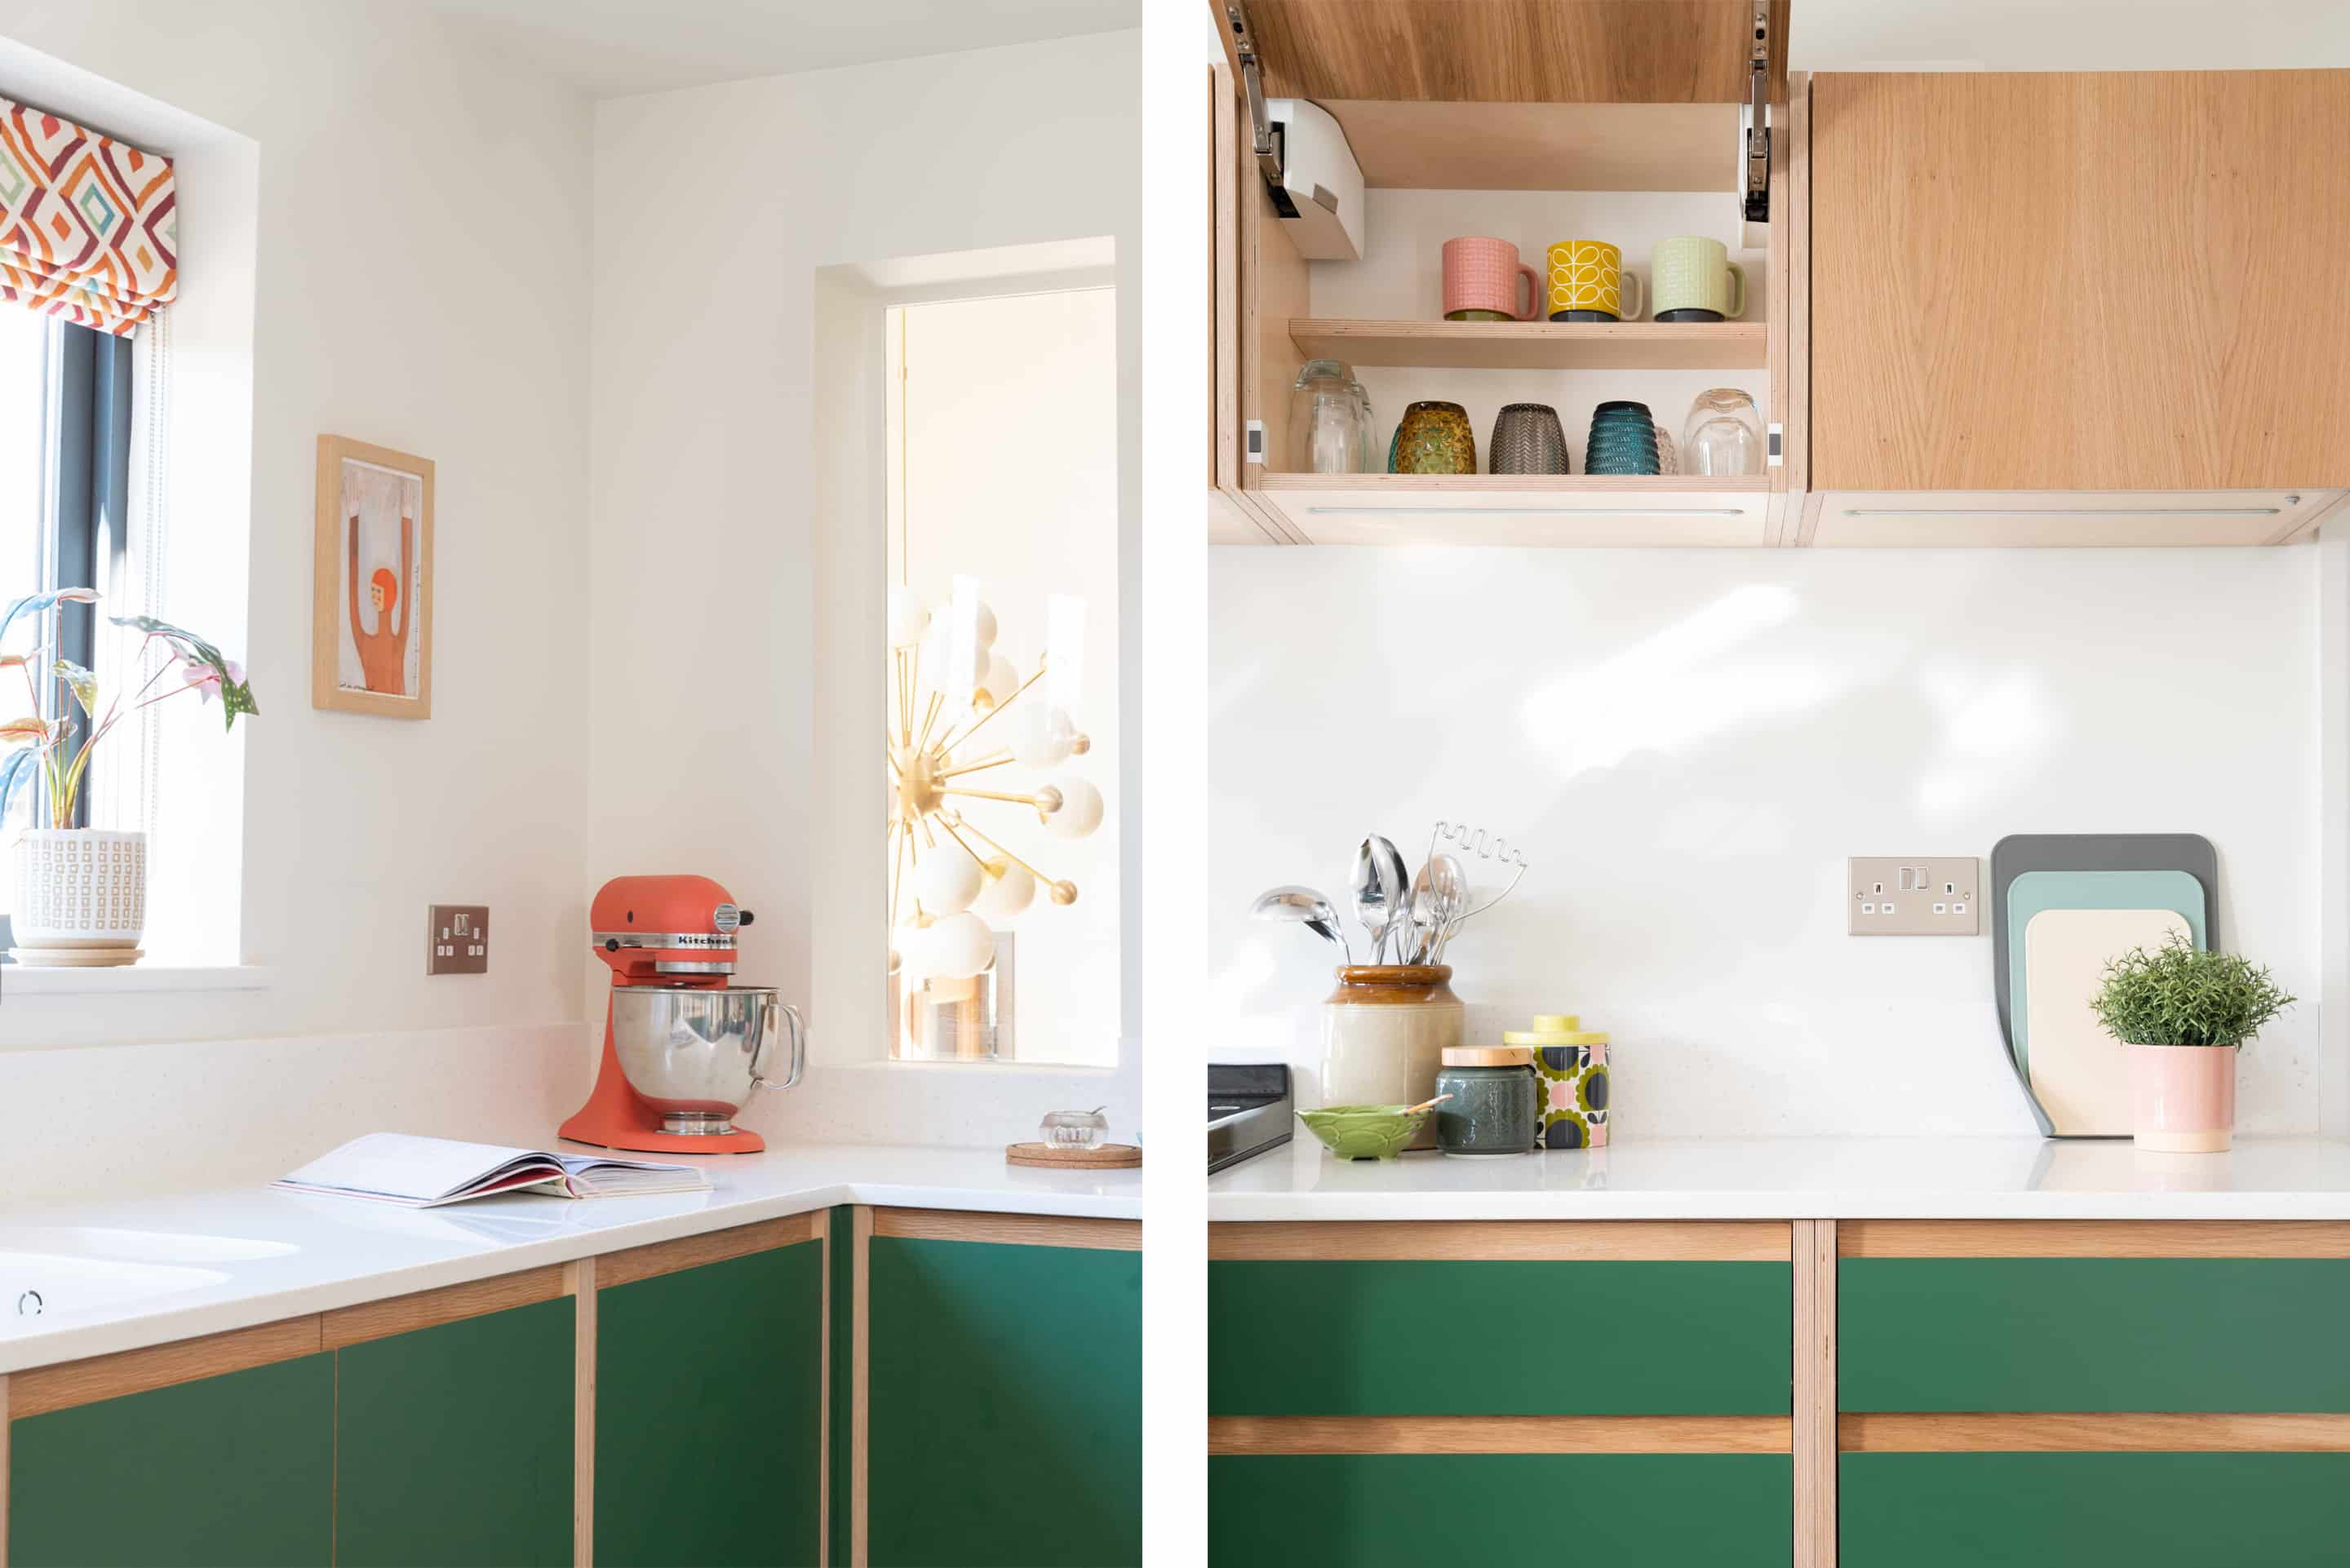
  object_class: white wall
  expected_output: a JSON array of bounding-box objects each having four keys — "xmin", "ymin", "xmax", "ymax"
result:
[
  {"xmin": 1210, "ymin": 547, "xmax": 2325, "ymax": 1137},
  {"xmin": 588, "ymin": 31, "xmax": 1143, "ymax": 1143},
  {"xmin": 0, "ymin": 3, "xmax": 596, "ymax": 1176}
]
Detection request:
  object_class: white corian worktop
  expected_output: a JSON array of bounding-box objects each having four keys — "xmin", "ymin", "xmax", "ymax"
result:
[
  {"xmin": 1210, "ymin": 1136, "xmax": 2350, "ymax": 1222},
  {"xmin": 0, "ymin": 1141, "xmax": 1138, "ymax": 1375}
]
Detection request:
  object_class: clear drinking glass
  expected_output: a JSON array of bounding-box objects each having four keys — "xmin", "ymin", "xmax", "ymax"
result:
[
  {"xmin": 1682, "ymin": 388, "xmax": 1766, "ymax": 476},
  {"xmin": 1291, "ymin": 358, "xmax": 1368, "ymax": 474},
  {"xmin": 1347, "ymin": 375, "xmax": 1378, "ymax": 473}
]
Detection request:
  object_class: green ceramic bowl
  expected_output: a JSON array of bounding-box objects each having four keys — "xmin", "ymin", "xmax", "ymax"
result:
[{"xmin": 1297, "ymin": 1104, "xmax": 1431, "ymax": 1161}]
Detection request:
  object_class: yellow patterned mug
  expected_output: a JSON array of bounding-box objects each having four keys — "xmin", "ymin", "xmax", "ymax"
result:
[{"xmin": 1547, "ymin": 239, "xmax": 1644, "ymax": 321}]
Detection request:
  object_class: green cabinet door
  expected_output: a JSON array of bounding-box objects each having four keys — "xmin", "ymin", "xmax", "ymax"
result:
[
  {"xmin": 335, "ymin": 1296, "xmax": 574, "ymax": 1566},
  {"xmin": 1211, "ymin": 1454, "xmax": 1793, "ymax": 1567},
  {"xmin": 1842, "ymin": 1452, "xmax": 2350, "ymax": 1567},
  {"xmin": 8, "ymin": 1353, "xmax": 333, "ymax": 1567},
  {"xmin": 866, "ymin": 1234, "xmax": 1142, "ymax": 1568},
  {"xmin": 596, "ymin": 1238, "xmax": 825, "ymax": 1567}
]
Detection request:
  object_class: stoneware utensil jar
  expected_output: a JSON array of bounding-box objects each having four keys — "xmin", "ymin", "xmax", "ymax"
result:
[
  {"xmin": 1320, "ymin": 964, "xmax": 1464, "ymax": 1152},
  {"xmin": 1434, "ymin": 1045, "xmax": 1538, "ymax": 1156},
  {"xmin": 2127, "ymin": 1043, "xmax": 2237, "ymax": 1152}
]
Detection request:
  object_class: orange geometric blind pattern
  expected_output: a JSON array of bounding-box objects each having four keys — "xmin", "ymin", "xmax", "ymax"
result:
[{"xmin": 0, "ymin": 94, "xmax": 177, "ymax": 337}]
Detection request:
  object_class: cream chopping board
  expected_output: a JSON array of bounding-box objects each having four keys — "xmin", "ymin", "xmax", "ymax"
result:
[{"xmin": 2024, "ymin": 906, "xmax": 2190, "ymax": 1136}]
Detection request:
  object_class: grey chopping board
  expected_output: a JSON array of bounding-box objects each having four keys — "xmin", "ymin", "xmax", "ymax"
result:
[{"xmin": 1987, "ymin": 834, "xmax": 2218, "ymax": 1138}]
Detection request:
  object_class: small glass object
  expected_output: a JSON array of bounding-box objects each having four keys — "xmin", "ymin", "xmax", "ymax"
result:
[
  {"xmin": 1290, "ymin": 358, "xmax": 1370, "ymax": 474},
  {"xmin": 1040, "ymin": 1106, "xmax": 1110, "ymax": 1149},
  {"xmin": 1682, "ymin": 388, "xmax": 1766, "ymax": 476}
]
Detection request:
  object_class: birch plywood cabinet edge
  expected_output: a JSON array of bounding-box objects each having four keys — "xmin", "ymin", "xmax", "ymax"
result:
[{"xmin": 1810, "ymin": 69, "xmax": 2350, "ymax": 495}]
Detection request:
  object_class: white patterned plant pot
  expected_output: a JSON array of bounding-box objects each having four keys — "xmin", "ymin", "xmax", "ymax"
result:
[{"xmin": 11, "ymin": 829, "xmax": 146, "ymax": 949}]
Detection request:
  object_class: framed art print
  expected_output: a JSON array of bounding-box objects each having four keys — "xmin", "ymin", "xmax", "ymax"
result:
[{"xmin": 313, "ymin": 434, "xmax": 433, "ymax": 718}]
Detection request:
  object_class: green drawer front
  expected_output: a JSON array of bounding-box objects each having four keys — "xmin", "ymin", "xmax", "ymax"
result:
[
  {"xmin": 1842, "ymin": 1452, "xmax": 2350, "ymax": 1567},
  {"xmin": 1211, "ymin": 1454, "xmax": 1792, "ymax": 1567},
  {"xmin": 1210, "ymin": 1260, "xmax": 1790, "ymax": 1415},
  {"xmin": 867, "ymin": 1237, "xmax": 1142, "ymax": 1568},
  {"xmin": 336, "ymin": 1296, "xmax": 574, "ymax": 1566},
  {"xmin": 1841, "ymin": 1259, "xmax": 2350, "ymax": 1412},
  {"xmin": 9, "ymin": 1353, "xmax": 334, "ymax": 1567}
]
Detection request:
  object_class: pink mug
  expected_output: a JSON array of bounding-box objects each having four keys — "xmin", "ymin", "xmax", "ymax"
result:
[{"xmin": 1442, "ymin": 237, "xmax": 1539, "ymax": 321}]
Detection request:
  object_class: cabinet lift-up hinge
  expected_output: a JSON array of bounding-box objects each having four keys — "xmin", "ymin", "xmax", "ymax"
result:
[
  {"xmin": 1741, "ymin": 0, "xmax": 1772, "ymax": 224},
  {"xmin": 1222, "ymin": 1, "xmax": 1284, "ymax": 188}
]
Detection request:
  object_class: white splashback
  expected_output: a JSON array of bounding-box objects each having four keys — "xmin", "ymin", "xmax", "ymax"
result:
[{"xmin": 1209, "ymin": 547, "xmax": 2323, "ymax": 1137}]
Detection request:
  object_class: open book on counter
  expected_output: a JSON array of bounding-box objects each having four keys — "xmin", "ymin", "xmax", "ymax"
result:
[{"xmin": 275, "ymin": 1132, "xmax": 712, "ymax": 1207}]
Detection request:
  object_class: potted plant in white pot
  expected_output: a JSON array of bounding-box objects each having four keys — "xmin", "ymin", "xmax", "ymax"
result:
[
  {"xmin": 0, "ymin": 589, "xmax": 256, "ymax": 965},
  {"xmin": 2091, "ymin": 935, "xmax": 2295, "ymax": 1153}
]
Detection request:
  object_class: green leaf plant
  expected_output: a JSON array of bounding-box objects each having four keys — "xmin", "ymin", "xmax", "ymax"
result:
[
  {"xmin": 0, "ymin": 591, "xmax": 257, "ymax": 829},
  {"xmin": 2090, "ymin": 933, "xmax": 2296, "ymax": 1050}
]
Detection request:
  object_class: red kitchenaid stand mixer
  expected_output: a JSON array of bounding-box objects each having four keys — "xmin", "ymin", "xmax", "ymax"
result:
[{"xmin": 559, "ymin": 874, "xmax": 802, "ymax": 1154}]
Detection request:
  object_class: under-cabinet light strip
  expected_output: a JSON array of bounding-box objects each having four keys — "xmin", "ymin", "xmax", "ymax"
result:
[
  {"xmin": 1303, "ymin": 506, "xmax": 1750, "ymax": 519},
  {"xmin": 1838, "ymin": 506, "xmax": 2286, "ymax": 519}
]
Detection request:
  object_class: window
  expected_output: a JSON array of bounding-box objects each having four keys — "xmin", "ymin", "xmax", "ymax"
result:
[
  {"xmin": 0, "ymin": 313, "xmax": 135, "ymax": 941},
  {"xmin": 883, "ymin": 286, "xmax": 1120, "ymax": 1066}
]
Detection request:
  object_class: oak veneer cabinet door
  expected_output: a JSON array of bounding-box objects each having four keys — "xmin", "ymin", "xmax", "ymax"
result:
[
  {"xmin": 8, "ymin": 1352, "xmax": 334, "ymax": 1566},
  {"xmin": 334, "ymin": 1295, "xmax": 574, "ymax": 1566},
  {"xmin": 864, "ymin": 1220, "xmax": 1142, "ymax": 1567},
  {"xmin": 1811, "ymin": 70, "xmax": 2350, "ymax": 491},
  {"xmin": 596, "ymin": 1233, "xmax": 825, "ymax": 1567}
]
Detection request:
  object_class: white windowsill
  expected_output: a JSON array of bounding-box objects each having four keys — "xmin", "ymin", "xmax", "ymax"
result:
[{"xmin": 0, "ymin": 964, "xmax": 276, "ymax": 996}]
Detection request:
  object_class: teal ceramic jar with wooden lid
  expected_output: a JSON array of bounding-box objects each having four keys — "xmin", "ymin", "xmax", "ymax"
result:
[{"xmin": 1434, "ymin": 1045, "xmax": 1538, "ymax": 1156}]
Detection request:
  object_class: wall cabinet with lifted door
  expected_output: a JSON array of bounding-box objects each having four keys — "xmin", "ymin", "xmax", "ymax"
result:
[{"xmin": 1208, "ymin": 0, "xmax": 1802, "ymax": 548}]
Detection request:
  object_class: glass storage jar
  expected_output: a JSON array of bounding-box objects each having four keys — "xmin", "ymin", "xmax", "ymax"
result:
[
  {"xmin": 1290, "ymin": 357, "xmax": 1371, "ymax": 474},
  {"xmin": 1434, "ymin": 1046, "xmax": 1538, "ymax": 1156}
]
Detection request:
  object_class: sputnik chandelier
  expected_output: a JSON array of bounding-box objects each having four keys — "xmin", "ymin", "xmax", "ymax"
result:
[{"xmin": 887, "ymin": 579, "xmax": 1101, "ymax": 985}]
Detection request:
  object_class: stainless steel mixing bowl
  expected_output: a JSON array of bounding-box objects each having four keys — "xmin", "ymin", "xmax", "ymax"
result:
[{"xmin": 610, "ymin": 986, "xmax": 805, "ymax": 1135}]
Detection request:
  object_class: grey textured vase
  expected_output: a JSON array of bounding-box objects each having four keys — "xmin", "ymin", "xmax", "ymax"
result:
[{"xmin": 1489, "ymin": 403, "xmax": 1571, "ymax": 476}]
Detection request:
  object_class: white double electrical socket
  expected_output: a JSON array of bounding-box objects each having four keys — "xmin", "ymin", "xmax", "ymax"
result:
[{"xmin": 1848, "ymin": 857, "xmax": 1981, "ymax": 936}]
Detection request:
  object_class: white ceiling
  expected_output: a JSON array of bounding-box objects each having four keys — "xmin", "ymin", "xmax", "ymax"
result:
[
  {"xmin": 425, "ymin": 0, "xmax": 1138, "ymax": 98},
  {"xmin": 1794, "ymin": 0, "xmax": 2350, "ymax": 72}
]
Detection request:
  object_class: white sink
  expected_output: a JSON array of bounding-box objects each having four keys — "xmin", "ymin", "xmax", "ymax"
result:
[{"xmin": 0, "ymin": 1251, "xmax": 229, "ymax": 1322}]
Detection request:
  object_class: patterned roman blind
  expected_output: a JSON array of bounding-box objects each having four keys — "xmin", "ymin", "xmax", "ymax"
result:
[{"xmin": 0, "ymin": 93, "xmax": 176, "ymax": 336}]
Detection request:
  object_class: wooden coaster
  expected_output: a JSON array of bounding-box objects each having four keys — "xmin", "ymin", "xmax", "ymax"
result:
[
  {"xmin": 1005, "ymin": 1141, "xmax": 1142, "ymax": 1169},
  {"xmin": 10, "ymin": 947, "xmax": 144, "ymax": 968}
]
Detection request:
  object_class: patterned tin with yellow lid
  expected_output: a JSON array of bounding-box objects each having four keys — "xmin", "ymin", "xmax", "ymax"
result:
[{"xmin": 1503, "ymin": 1013, "xmax": 1612, "ymax": 1149}]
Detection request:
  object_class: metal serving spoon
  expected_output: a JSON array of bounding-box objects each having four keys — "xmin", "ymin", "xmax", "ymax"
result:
[{"xmin": 1249, "ymin": 884, "xmax": 1355, "ymax": 963}]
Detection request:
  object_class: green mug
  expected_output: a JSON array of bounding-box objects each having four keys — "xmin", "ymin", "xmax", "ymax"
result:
[{"xmin": 1651, "ymin": 236, "xmax": 1746, "ymax": 322}]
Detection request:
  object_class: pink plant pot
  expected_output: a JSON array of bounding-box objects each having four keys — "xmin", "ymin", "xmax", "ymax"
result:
[{"xmin": 2126, "ymin": 1043, "xmax": 2237, "ymax": 1153}]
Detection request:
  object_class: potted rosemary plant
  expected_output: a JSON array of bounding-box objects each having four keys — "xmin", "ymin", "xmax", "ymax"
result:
[
  {"xmin": 2091, "ymin": 935, "xmax": 2295, "ymax": 1153},
  {"xmin": 0, "ymin": 589, "xmax": 256, "ymax": 964}
]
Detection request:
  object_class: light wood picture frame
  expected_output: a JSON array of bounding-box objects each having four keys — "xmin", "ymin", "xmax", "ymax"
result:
[{"xmin": 313, "ymin": 434, "xmax": 434, "ymax": 719}]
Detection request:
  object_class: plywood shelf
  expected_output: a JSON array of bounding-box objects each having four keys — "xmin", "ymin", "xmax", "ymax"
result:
[
  {"xmin": 1290, "ymin": 318, "xmax": 1767, "ymax": 371},
  {"xmin": 1248, "ymin": 473, "xmax": 1779, "ymax": 547}
]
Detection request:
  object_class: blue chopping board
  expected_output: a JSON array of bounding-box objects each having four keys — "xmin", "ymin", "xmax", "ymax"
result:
[{"xmin": 2006, "ymin": 868, "xmax": 2207, "ymax": 1071}]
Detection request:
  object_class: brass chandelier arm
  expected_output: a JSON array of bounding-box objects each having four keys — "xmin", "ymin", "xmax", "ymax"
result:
[
  {"xmin": 942, "ymin": 786, "xmax": 1053, "ymax": 808},
  {"xmin": 936, "ymin": 818, "xmax": 991, "ymax": 870},
  {"xmin": 934, "ymin": 748, "xmax": 1012, "ymax": 779},
  {"xmin": 948, "ymin": 813, "xmax": 1052, "ymax": 888},
  {"xmin": 938, "ymin": 657, "xmax": 1049, "ymax": 755}
]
